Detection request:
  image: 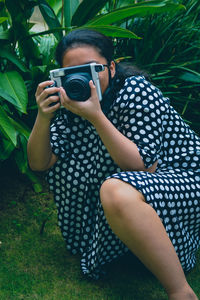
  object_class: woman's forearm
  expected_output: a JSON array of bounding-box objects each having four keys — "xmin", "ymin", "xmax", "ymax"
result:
[
  {"xmin": 27, "ymin": 113, "xmax": 57, "ymax": 171},
  {"xmin": 91, "ymin": 112, "xmax": 156, "ymax": 172},
  {"xmin": 59, "ymin": 84, "xmax": 157, "ymax": 172}
]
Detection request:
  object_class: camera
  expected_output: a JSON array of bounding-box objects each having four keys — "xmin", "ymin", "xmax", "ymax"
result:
[{"xmin": 49, "ymin": 63, "xmax": 105, "ymax": 102}]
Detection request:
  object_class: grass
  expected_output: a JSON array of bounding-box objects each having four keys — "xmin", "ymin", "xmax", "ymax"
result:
[{"xmin": 0, "ymin": 169, "xmax": 200, "ymax": 300}]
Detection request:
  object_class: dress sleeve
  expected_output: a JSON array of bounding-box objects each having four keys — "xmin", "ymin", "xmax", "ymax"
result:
[
  {"xmin": 115, "ymin": 76, "xmax": 169, "ymax": 168},
  {"xmin": 50, "ymin": 110, "xmax": 70, "ymax": 159}
]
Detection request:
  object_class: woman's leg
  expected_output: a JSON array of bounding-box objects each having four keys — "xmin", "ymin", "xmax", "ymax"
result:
[{"xmin": 100, "ymin": 178, "xmax": 197, "ymax": 300}]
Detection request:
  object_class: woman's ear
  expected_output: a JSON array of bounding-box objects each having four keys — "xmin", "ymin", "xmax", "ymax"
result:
[{"xmin": 109, "ymin": 61, "xmax": 116, "ymax": 78}]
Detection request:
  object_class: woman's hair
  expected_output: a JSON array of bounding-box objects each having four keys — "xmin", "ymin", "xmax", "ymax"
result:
[
  {"xmin": 55, "ymin": 29, "xmax": 149, "ymax": 90},
  {"xmin": 55, "ymin": 29, "xmax": 114, "ymax": 67}
]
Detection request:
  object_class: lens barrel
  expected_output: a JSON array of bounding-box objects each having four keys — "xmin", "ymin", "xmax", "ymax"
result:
[{"xmin": 63, "ymin": 73, "xmax": 91, "ymax": 101}]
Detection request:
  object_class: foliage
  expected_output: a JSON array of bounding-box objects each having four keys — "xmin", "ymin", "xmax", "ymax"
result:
[
  {"xmin": 0, "ymin": 0, "xmax": 56, "ymax": 192},
  {"xmin": 0, "ymin": 0, "xmax": 192, "ymax": 190},
  {"xmin": 114, "ymin": 0, "xmax": 200, "ymax": 134}
]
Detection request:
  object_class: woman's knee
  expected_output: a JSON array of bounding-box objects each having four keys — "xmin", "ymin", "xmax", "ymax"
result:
[
  {"xmin": 100, "ymin": 178, "xmax": 122, "ymax": 204},
  {"xmin": 100, "ymin": 178, "xmax": 145, "ymax": 215}
]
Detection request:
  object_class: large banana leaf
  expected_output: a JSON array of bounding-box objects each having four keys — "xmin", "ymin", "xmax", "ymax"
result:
[
  {"xmin": 37, "ymin": 0, "xmax": 63, "ymax": 40},
  {"xmin": 82, "ymin": 25, "xmax": 140, "ymax": 39},
  {"xmin": 0, "ymin": 89, "xmax": 23, "ymax": 112},
  {"xmin": 9, "ymin": 117, "xmax": 30, "ymax": 140},
  {"xmin": 0, "ymin": 106, "xmax": 17, "ymax": 146},
  {"xmin": 87, "ymin": 0, "xmax": 185, "ymax": 25},
  {"xmin": 71, "ymin": 0, "xmax": 108, "ymax": 26},
  {"xmin": 0, "ymin": 71, "xmax": 28, "ymax": 114},
  {"xmin": 29, "ymin": 25, "xmax": 140, "ymax": 39},
  {"xmin": 0, "ymin": 48, "xmax": 28, "ymax": 73}
]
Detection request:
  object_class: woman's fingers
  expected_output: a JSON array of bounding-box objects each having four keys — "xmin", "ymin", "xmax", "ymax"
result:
[
  {"xmin": 40, "ymin": 95, "xmax": 59, "ymax": 108},
  {"xmin": 89, "ymin": 80, "xmax": 96, "ymax": 95},
  {"xmin": 42, "ymin": 101, "xmax": 60, "ymax": 113},
  {"xmin": 59, "ymin": 81, "xmax": 101, "ymax": 122},
  {"xmin": 35, "ymin": 81, "xmax": 61, "ymax": 118},
  {"xmin": 36, "ymin": 84, "xmax": 60, "ymax": 107},
  {"xmin": 35, "ymin": 80, "xmax": 54, "ymax": 96}
]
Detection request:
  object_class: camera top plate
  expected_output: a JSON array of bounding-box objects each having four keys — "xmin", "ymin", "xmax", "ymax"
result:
[{"xmin": 50, "ymin": 63, "xmax": 105, "ymax": 78}]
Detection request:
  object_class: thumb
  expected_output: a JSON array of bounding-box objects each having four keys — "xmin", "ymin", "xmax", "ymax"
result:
[{"xmin": 89, "ymin": 80, "xmax": 98, "ymax": 98}]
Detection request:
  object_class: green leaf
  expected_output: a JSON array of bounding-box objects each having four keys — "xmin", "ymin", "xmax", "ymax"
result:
[
  {"xmin": 14, "ymin": 134, "xmax": 43, "ymax": 192},
  {"xmin": 179, "ymin": 72, "xmax": 200, "ymax": 83},
  {"xmin": 0, "ymin": 48, "xmax": 28, "ymax": 73},
  {"xmin": 82, "ymin": 25, "xmax": 141, "ymax": 39},
  {"xmin": 9, "ymin": 118, "xmax": 30, "ymax": 140},
  {"xmin": 38, "ymin": 0, "xmax": 63, "ymax": 40},
  {"xmin": 45, "ymin": 0, "xmax": 62, "ymax": 15},
  {"xmin": 14, "ymin": 135, "xmax": 29, "ymax": 173},
  {"xmin": 25, "ymin": 169, "xmax": 43, "ymax": 193},
  {"xmin": 17, "ymin": 25, "xmax": 41, "ymax": 62},
  {"xmin": 0, "ymin": 88, "xmax": 22, "ymax": 111},
  {"xmin": 40, "ymin": 4, "xmax": 56, "ymax": 19},
  {"xmin": 0, "ymin": 106, "xmax": 17, "ymax": 146},
  {"xmin": 64, "ymin": 0, "xmax": 80, "ymax": 27},
  {"xmin": 0, "ymin": 30, "xmax": 10, "ymax": 40},
  {"xmin": 30, "ymin": 23, "xmax": 140, "ymax": 39},
  {"xmin": 87, "ymin": 1, "xmax": 185, "ymax": 26},
  {"xmin": 171, "ymin": 65, "xmax": 200, "ymax": 76},
  {"xmin": 34, "ymin": 35, "xmax": 56, "ymax": 65},
  {"xmin": 71, "ymin": 0, "xmax": 108, "ymax": 27},
  {"xmin": 14, "ymin": 149, "xmax": 27, "ymax": 173},
  {"xmin": 0, "ymin": 17, "xmax": 8, "ymax": 23},
  {"xmin": 0, "ymin": 71, "xmax": 28, "ymax": 114},
  {"xmin": 0, "ymin": 137, "xmax": 15, "ymax": 161},
  {"xmin": 29, "ymin": 27, "xmax": 69, "ymax": 38}
]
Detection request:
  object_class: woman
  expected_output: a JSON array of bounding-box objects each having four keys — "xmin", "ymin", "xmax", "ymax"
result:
[{"xmin": 27, "ymin": 29, "xmax": 200, "ymax": 299}]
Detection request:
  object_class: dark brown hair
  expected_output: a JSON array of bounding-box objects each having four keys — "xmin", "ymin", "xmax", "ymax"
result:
[{"xmin": 56, "ymin": 29, "xmax": 149, "ymax": 92}]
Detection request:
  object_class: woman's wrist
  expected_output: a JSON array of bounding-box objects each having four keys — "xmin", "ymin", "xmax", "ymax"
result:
[
  {"xmin": 37, "ymin": 110, "xmax": 53, "ymax": 124},
  {"xmin": 89, "ymin": 110, "xmax": 106, "ymax": 127}
]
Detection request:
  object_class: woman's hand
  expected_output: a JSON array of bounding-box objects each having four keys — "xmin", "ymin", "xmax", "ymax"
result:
[
  {"xmin": 60, "ymin": 80, "xmax": 103, "ymax": 123},
  {"xmin": 35, "ymin": 80, "xmax": 61, "ymax": 120}
]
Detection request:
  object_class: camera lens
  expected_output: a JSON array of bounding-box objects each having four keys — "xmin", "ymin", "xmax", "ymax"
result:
[{"xmin": 63, "ymin": 73, "xmax": 92, "ymax": 101}]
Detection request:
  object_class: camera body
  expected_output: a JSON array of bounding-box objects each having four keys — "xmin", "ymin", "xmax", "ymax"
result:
[{"xmin": 49, "ymin": 62, "xmax": 105, "ymax": 102}]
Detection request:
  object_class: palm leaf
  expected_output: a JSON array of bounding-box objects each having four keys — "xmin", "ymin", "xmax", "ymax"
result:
[
  {"xmin": 71, "ymin": 0, "xmax": 108, "ymax": 26},
  {"xmin": 87, "ymin": 1, "xmax": 185, "ymax": 26}
]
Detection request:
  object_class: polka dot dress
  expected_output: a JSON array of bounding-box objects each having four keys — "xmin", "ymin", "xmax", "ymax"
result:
[{"xmin": 47, "ymin": 76, "xmax": 200, "ymax": 279}]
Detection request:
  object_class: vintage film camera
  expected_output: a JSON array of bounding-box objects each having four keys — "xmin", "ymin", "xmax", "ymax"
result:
[{"xmin": 49, "ymin": 62, "xmax": 105, "ymax": 102}]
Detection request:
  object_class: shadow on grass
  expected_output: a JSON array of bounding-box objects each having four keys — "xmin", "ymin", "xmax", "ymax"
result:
[{"xmin": 0, "ymin": 167, "xmax": 199, "ymax": 300}]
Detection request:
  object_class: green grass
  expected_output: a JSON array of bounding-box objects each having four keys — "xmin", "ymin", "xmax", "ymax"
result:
[{"xmin": 0, "ymin": 171, "xmax": 200, "ymax": 300}]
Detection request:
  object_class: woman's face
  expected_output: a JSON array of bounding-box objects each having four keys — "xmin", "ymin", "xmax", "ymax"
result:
[{"xmin": 62, "ymin": 46, "xmax": 116, "ymax": 95}]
